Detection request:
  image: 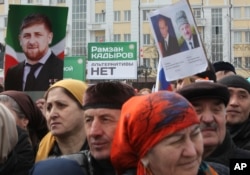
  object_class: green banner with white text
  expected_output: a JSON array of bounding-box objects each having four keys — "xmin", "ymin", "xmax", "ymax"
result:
[{"xmin": 87, "ymin": 42, "xmax": 137, "ymax": 80}]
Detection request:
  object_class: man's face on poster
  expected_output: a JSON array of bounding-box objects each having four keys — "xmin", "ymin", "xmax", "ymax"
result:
[
  {"xmin": 159, "ymin": 19, "xmax": 169, "ymax": 38},
  {"xmin": 19, "ymin": 23, "xmax": 53, "ymax": 62},
  {"xmin": 179, "ymin": 23, "xmax": 192, "ymax": 41}
]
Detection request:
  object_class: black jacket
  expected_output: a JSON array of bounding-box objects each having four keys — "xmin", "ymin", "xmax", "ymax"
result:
[
  {"xmin": 159, "ymin": 35, "xmax": 180, "ymax": 57},
  {"xmin": 229, "ymin": 118, "xmax": 250, "ymax": 151},
  {"xmin": 0, "ymin": 127, "xmax": 34, "ymax": 175},
  {"xmin": 205, "ymin": 130, "xmax": 250, "ymax": 167},
  {"xmin": 5, "ymin": 53, "xmax": 63, "ymax": 91}
]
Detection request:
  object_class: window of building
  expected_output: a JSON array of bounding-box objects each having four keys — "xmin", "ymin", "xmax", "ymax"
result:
[
  {"xmin": 193, "ymin": 8, "xmax": 201, "ymax": 18},
  {"xmin": 49, "ymin": 0, "xmax": 57, "ymax": 4},
  {"xmin": 245, "ymin": 7, "xmax": 250, "ymax": 18},
  {"xmin": 245, "ymin": 57, "xmax": 250, "ymax": 68},
  {"xmin": 211, "ymin": 8, "xmax": 223, "ymax": 62},
  {"xmin": 124, "ymin": 10, "xmax": 131, "ymax": 21},
  {"xmin": 0, "ymin": 0, "xmax": 4, "ymax": 4},
  {"xmin": 143, "ymin": 34, "xmax": 150, "ymax": 45},
  {"xmin": 143, "ymin": 10, "xmax": 150, "ymax": 21},
  {"xmin": 245, "ymin": 31, "xmax": 250, "ymax": 43},
  {"xmin": 114, "ymin": 11, "xmax": 121, "ymax": 22},
  {"xmin": 124, "ymin": 34, "xmax": 131, "ymax": 41},
  {"xmin": 233, "ymin": 57, "xmax": 242, "ymax": 68},
  {"xmin": 95, "ymin": 13, "xmax": 105, "ymax": 23},
  {"xmin": 57, "ymin": 0, "xmax": 66, "ymax": 3},
  {"xmin": 72, "ymin": 0, "xmax": 87, "ymax": 56},
  {"xmin": 234, "ymin": 32, "xmax": 242, "ymax": 43},
  {"xmin": 95, "ymin": 36, "xmax": 105, "ymax": 42},
  {"xmin": 113, "ymin": 34, "xmax": 121, "ymax": 42},
  {"xmin": 233, "ymin": 7, "xmax": 241, "ymax": 19},
  {"xmin": 143, "ymin": 58, "xmax": 150, "ymax": 67},
  {"xmin": 153, "ymin": 59, "xmax": 158, "ymax": 69}
]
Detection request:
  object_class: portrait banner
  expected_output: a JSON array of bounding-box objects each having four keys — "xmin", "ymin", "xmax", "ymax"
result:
[
  {"xmin": 4, "ymin": 5, "xmax": 68, "ymax": 94},
  {"xmin": 149, "ymin": 0, "xmax": 208, "ymax": 82}
]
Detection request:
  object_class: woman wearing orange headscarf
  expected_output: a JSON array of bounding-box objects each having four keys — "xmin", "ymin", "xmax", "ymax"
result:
[{"xmin": 111, "ymin": 91, "xmax": 218, "ymax": 175}]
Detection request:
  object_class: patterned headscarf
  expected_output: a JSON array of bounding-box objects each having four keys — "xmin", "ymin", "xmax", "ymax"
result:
[{"xmin": 111, "ymin": 91, "xmax": 200, "ymax": 175}]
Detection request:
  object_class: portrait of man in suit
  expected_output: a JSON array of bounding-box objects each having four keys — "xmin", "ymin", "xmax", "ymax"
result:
[
  {"xmin": 175, "ymin": 10, "xmax": 200, "ymax": 52},
  {"xmin": 157, "ymin": 16, "xmax": 180, "ymax": 57},
  {"xmin": 4, "ymin": 13, "xmax": 63, "ymax": 91}
]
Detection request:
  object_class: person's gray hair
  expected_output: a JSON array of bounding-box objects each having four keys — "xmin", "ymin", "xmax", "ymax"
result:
[
  {"xmin": 0, "ymin": 95, "xmax": 26, "ymax": 119},
  {"xmin": 0, "ymin": 103, "xmax": 18, "ymax": 163}
]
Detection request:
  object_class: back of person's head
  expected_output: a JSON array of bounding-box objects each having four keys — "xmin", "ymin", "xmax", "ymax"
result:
[
  {"xmin": 176, "ymin": 60, "xmax": 216, "ymax": 90},
  {"xmin": 45, "ymin": 79, "xmax": 88, "ymax": 108},
  {"xmin": 213, "ymin": 61, "xmax": 236, "ymax": 74},
  {"xmin": 0, "ymin": 90, "xmax": 48, "ymax": 148},
  {"xmin": 29, "ymin": 158, "xmax": 85, "ymax": 175},
  {"xmin": 138, "ymin": 88, "xmax": 151, "ymax": 95},
  {"xmin": 195, "ymin": 59, "xmax": 216, "ymax": 82},
  {"xmin": 213, "ymin": 61, "xmax": 236, "ymax": 81},
  {"xmin": 0, "ymin": 103, "xmax": 18, "ymax": 163},
  {"xmin": 82, "ymin": 82, "xmax": 136, "ymax": 110},
  {"xmin": 20, "ymin": 13, "xmax": 52, "ymax": 32},
  {"xmin": 218, "ymin": 75, "xmax": 250, "ymax": 94},
  {"xmin": 177, "ymin": 81, "xmax": 230, "ymax": 106}
]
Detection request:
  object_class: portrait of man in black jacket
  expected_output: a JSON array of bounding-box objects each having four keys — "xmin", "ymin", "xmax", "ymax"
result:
[
  {"xmin": 157, "ymin": 16, "xmax": 180, "ymax": 57},
  {"xmin": 5, "ymin": 13, "xmax": 63, "ymax": 91}
]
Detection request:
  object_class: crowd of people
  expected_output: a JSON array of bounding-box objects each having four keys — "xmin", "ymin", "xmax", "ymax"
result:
[
  {"xmin": 2, "ymin": 3, "xmax": 250, "ymax": 174},
  {"xmin": 1, "ymin": 60, "xmax": 250, "ymax": 175}
]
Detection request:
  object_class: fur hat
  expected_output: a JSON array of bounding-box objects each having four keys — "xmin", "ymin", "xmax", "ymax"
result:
[
  {"xmin": 177, "ymin": 81, "xmax": 230, "ymax": 106},
  {"xmin": 218, "ymin": 75, "xmax": 250, "ymax": 93},
  {"xmin": 213, "ymin": 61, "xmax": 236, "ymax": 74},
  {"xmin": 175, "ymin": 10, "xmax": 189, "ymax": 29},
  {"xmin": 82, "ymin": 82, "xmax": 136, "ymax": 110},
  {"xmin": 47, "ymin": 79, "xmax": 88, "ymax": 105}
]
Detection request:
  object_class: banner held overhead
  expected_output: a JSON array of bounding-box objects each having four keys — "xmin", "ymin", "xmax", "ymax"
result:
[{"xmin": 87, "ymin": 42, "xmax": 137, "ymax": 80}]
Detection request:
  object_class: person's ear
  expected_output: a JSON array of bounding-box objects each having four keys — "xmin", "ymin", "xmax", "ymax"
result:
[
  {"xmin": 48, "ymin": 32, "xmax": 53, "ymax": 44},
  {"xmin": 22, "ymin": 118, "xmax": 29, "ymax": 129}
]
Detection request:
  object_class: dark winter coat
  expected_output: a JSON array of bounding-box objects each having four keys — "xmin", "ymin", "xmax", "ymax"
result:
[
  {"xmin": 0, "ymin": 127, "xmax": 34, "ymax": 175},
  {"xmin": 205, "ymin": 130, "xmax": 250, "ymax": 167}
]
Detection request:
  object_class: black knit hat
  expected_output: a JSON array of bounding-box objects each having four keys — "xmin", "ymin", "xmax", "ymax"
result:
[
  {"xmin": 177, "ymin": 81, "xmax": 230, "ymax": 106},
  {"xmin": 218, "ymin": 75, "xmax": 250, "ymax": 93},
  {"xmin": 82, "ymin": 82, "xmax": 136, "ymax": 110},
  {"xmin": 213, "ymin": 61, "xmax": 236, "ymax": 74}
]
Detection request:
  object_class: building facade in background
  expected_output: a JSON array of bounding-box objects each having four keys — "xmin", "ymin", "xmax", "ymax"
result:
[{"xmin": 0, "ymin": 0, "xmax": 249, "ymax": 81}]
